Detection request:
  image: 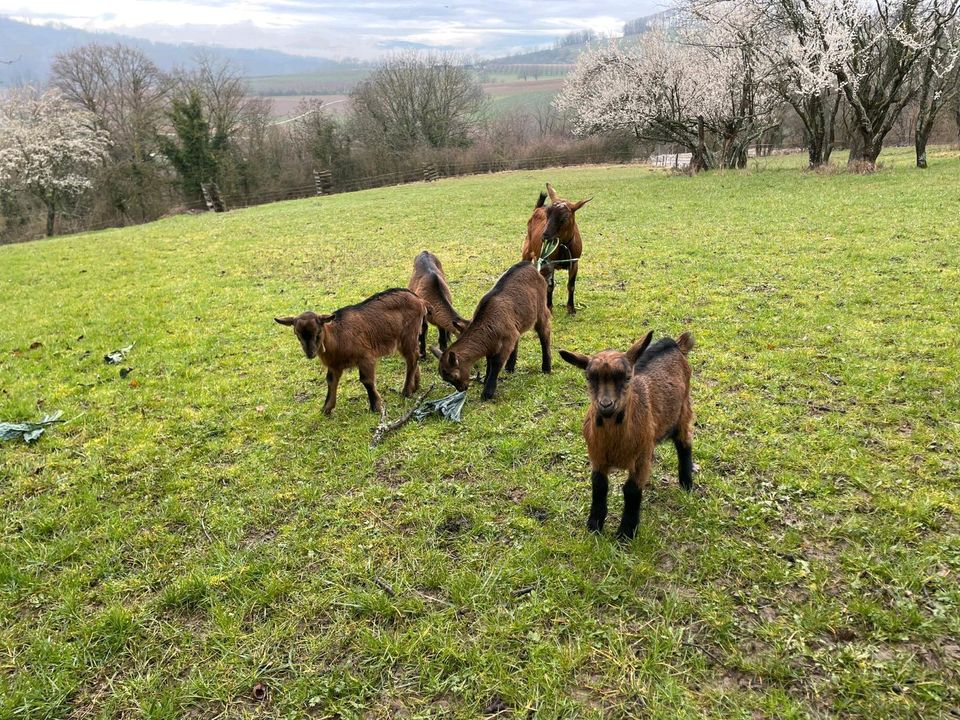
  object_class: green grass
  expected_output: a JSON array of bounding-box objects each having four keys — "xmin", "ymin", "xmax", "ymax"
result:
[{"xmin": 1, "ymin": 148, "xmax": 959, "ymax": 719}]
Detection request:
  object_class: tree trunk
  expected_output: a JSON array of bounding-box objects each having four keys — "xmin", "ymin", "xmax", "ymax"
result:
[
  {"xmin": 848, "ymin": 129, "xmax": 882, "ymax": 169},
  {"xmin": 45, "ymin": 204, "xmax": 56, "ymax": 237},
  {"xmin": 690, "ymin": 115, "xmax": 709, "ymax": 173},
  {"xmin": 915, "ymin": 126, "xmax": 931, "ymax": 169}
]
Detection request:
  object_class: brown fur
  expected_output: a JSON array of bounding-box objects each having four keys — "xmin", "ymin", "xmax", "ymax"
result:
[
  {"xmin": 520, "ymin": 182, "xmax": 590, "ymax": 315},
  {"xmin": 559, "ymin": 331, "xmax": 695, "ymax": 539},
  {"xmin": 275, "ymin": 288, "xmax": 427, "ymax": 415},
  {"xmin": 435, "ymin": 262, "xmax": 552, "ymax": 400},
  {"xmin": 407, "ymin": 251, "xmax": 468, "ymax": 357}
]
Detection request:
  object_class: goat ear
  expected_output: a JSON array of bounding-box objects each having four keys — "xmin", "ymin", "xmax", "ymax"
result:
[
  {"xmin": 625, "ymin": 331, "xmax": 654, "ymax": 365},
  {"xmin": 316, "ymin": 313, "xmax": 334, "ymax": 325},
  {"xmin": 275, "ymin": 316, "xmax": 295, "ymax": 326},
  {"xmin": 453, "ymin": 318, "xmax": 469, "ymax": 334},
  {"xmin": 571, "ymin": 197, "xmax": 591, "ymax": 212},
  {"xmin": 546, "ymin": 183, "xmax": 558, "ymax": 202},
  {"xmin": 448, "ymin": 351, "xmax": 459, "ymax": 368},
  {"xmin": 559, "ymin": 349, "xmax": 590, "ymax": 370}
]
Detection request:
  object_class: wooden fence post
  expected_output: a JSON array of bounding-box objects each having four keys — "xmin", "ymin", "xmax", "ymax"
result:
[
  {"xmin": 200, "ymin": 183, "xmax": 226, "ymax": 212},
  {"xmin": 422, "ymin": 163, "xmax": 440, "ymax": 182},
  {"xmin": 314, "ymin": 170, "xmax": 333, "ymax": 195}
]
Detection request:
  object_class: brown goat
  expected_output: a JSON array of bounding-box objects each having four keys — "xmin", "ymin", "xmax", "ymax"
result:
[
  {"xmin": 560, "ymin": 331, "xmax": 695, "ymax": 540},
  {"xmin": 434, "ymin": 261, "xmax": 552, "ymax": 400},
  {"xmin": 520, "ymin": 182, "xmax": 589, "ymax": 315},
  {"xmin": 408, "ymin": 250, "xmax": 469, "ymax": 358},
  {"xmin": 275, "ymin": 289, "xmax": 426, "ymax": 415}
]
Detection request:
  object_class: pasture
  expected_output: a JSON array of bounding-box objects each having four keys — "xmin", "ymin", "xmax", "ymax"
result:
[{"xmin": 1, "ymin": 149, "xmax": 958, "ymax": 718}]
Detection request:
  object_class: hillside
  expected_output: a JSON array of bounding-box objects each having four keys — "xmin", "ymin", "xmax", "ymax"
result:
[
  {"xmin": 0, "ymin": 17, "xmax": 348, "ymax": 86},
  {"xmin": 2, "ymin": 150, "xmax": 958, "ymax": 717}
]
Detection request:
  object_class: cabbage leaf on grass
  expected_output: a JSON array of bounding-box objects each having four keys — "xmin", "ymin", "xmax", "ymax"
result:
[{"xmin": 0, "ymin": 411, "xmax": 63, "ymax": 443}]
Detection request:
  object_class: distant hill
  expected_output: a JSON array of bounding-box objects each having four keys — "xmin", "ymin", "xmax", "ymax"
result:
[
  {"xmin": 0, "ymin": 17, "xmax": 347, "ymax": 87},
  {"xmin": 480, "ymin": 10, "xmax": 677, "ymax": 70}
]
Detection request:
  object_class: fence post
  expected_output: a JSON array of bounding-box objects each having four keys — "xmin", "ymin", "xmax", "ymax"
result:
[
  {"xmin": 200, "ymin": 183, "xmax": 226, "ymax": 212},
  {"xmin": 422, "ymin": 163, "xmax": 439, "ymax": 182},
  {"xmin": 314, "ymin": 170, "xmax": 333, "ymax": 195}
]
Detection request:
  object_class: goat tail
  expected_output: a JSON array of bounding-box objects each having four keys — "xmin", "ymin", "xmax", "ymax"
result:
[
  {"xmin": 676, "ymin": 332, "xmax": 695, "ymax": 354},
  {"xmin": 535, "ymin": 191, "xmax": 547, "ymax": 209}
]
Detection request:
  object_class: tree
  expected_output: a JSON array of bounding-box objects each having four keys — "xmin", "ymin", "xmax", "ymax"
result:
[
  {"xmin": 747, "ymin": 0, "xmax": 852, "ymax": 167},
  {"xmin": 913, "ymin": 14, "xmax": 960, "ymax": 167},
  {"xmin": 158, "ymin": 89, "xmax": 224, "ymax": 200},
  {"xmin": 821, "ymin": 0, "xmax": 959, "ymax": 167},
  {"xmin": 556, "ymin": 27, "xmax": 779, "ymax": 171},
  {"xmin": 350, "ymin": 52, "xmax": 485, "ymax": 153},
  {"xmin": 51, "ymin": 43, "xmax": 170, "ymax": 222},
  {"xmin": 291, "ymin": 98, "xmax": 350, "ymax": 172},
  {"xmin": 0, "ymin": 89, "xmax": 110, "ymax": 236}
]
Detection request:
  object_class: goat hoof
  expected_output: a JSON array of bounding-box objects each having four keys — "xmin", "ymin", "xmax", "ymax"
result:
[
  {"xmin": 615, "ymin": 526, "xmax": 637, "ymax": 542},
  {"xmin": 680, "ymin": 478, "xmax": 693, "ymax": 492},
  {"xmin": 322, "ymin": 407, "xmax": 334, "ymax": 416},
  {"xmin": 587, "ymin": 520, "xmax": 604, "ymax": 534}
]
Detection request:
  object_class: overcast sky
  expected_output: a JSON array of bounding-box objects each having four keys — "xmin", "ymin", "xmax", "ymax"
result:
[{"xmin": 0, "ymin": 0, "xmax": 665, "ymax": 59}]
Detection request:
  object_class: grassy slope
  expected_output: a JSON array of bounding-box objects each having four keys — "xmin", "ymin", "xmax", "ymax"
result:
[{"xmin": 1, "ymin": 149, "xmax": 958, "ymax": 719}]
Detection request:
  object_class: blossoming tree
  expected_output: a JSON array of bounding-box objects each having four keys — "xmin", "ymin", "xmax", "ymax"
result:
[{"xmin": 0, "ymin": 89, "xmax": 110, "ymax": 236}]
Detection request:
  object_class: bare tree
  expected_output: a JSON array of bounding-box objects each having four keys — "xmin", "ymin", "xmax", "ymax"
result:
[
  {"xmin": 51, "ymin": 44, "xmax": 171, "ymax": 222},
  {"xmin": 350, "ymin": 52, "xmax": 485, "ymax": 153}
]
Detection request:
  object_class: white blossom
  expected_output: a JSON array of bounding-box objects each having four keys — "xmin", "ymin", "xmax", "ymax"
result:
[{"xmin": 0, "ymin": 89, "xmax": 111, "ymax": 212}]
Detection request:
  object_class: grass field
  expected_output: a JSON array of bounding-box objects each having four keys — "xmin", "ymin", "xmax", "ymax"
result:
[{"xmin": 1, "ymin": 149, "xmax": 959, "ymax": 719}]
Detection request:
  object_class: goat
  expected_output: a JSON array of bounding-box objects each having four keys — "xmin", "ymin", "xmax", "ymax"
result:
[
  {"xmin": 408, "ymin": 251, "xmax": 469, "ymax": 358},
  {"xmin": 433, "ymin": 261, "xmax": 551, "ymax": 400},
  {"xmin": 559, "ymin": 331, "xmax": 695, "ymax": 540},
  {"xmin": 275, "ymin": 288, "xmax": 427, "ymax": 415},
  {"xmin": 521, "ymin": 183, "xmax": 589, "ymax": 315}
]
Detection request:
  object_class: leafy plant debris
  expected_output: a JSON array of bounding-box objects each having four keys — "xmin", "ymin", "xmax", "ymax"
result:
[
  {"xmin": 0, "ymin": 410, "xmax": 63, "ymax": 443},
  {"xmin": 104, "ymin": 343, "xmax": 135, "ymax": 364}
]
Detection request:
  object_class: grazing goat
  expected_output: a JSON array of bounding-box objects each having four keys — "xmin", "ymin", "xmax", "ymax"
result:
[
  {"xmin": 521, "ymin": 183, "xmax": 589, "ymax": 315},
  {"xmin": 560, "ymin": 331, "xmax": 695, "ymax": 540},
  {"xmin": 275, "ymin": 289, "xmax": 427, "ymax": 415},
  {"xmin": 434, "ymin": 261, "xmax": 551, "ymax": 400},
  {"xmin": 408, "ymin": 251, "xmax": 469, "ymax": 358}
]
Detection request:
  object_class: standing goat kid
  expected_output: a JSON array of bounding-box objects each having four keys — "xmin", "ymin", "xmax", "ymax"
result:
[
  {"xmin": 560, "ymin": 331, "xmax": 695, "ymax": 540},
  {"xmin": 434, "ymin": 261, "xmax": 552, "ymax": 400},
  {"xmin": 275, "ymin": 289, "xmax": 427, "ymax": 415},
  {"xmin": 408, "ymin": 251, "xmax": 469, "ymax": 358},
  {"xmin": 521, "ymin": 182, "xmax": 589, "ymax": 315}
]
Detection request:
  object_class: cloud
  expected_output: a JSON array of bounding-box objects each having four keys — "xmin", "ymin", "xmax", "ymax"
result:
[{"xmin": 0, "ymin": 0, "xmax": 666, "ymax": 58}]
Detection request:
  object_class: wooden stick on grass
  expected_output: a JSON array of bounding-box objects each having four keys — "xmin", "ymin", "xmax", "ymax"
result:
[{"xmin": 370, "ymin": 384, "xmax": 435, "ymax": 447}]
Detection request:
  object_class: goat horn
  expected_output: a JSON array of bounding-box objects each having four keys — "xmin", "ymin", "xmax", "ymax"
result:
[{"xmin": 429, "ymin": 345, "xmax": 443, "ymax": 359}]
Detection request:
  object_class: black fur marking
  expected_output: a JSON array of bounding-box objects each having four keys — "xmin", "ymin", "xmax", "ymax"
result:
[
  {"xmin": 616, "ymin": 483, "xmax": 642, "ymax": 540},
  {"xmin": 588, "ymin": 470, "xmax": 609, "ymax": 533},
  {"xmin": 535, "ymin": 191, "xmax": 547, "ymax": 209},
  {"xmin": 596, "ymin": 415, "xmax": 603, "ymax": 427},
  {"xmin": 633, "ymin": 337, "xmax": 680, "ymax": 373},
  {"xmin": 615, "ymin": 410, "xmax": 625, "ymax": 425}
]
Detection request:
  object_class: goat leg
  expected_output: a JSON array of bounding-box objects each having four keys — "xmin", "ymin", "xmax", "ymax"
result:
[
  {"xmin": 323, "ymin": 368, "xmax": 342, "ymax": 415},
  {"xmin": 481, "ymin": 353, "xmax": 505, "ymax": 401},
  {"xmin": 505, "ymin": 341, "xmax": 519, "ymax": 373},
  {"xmin": 587, "ymin": 469, "xmax": 609, "ymax": 533},
  {"xmin": 358, "ymin": 361, "xmax": 382, "ymax": 412}
]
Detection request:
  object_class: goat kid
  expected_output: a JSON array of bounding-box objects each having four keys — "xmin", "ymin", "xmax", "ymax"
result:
[
  {"xmin": 275, "ymin": 288, "xmax": 427, "ymax": 415},
  {"xmin": 434, "ymin": 261, "xmax": 551, "ymax": 400},
  {"xmin": 521, "ymin": 182, "xmax": 589, "ymax": 315},
  {"xmin": 408, "ymin": 251, "xmax": 469, "ymax": 358},
  {"xmin": 560, "ymin": 331, "xmax": 695, "ymax": 540}
]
